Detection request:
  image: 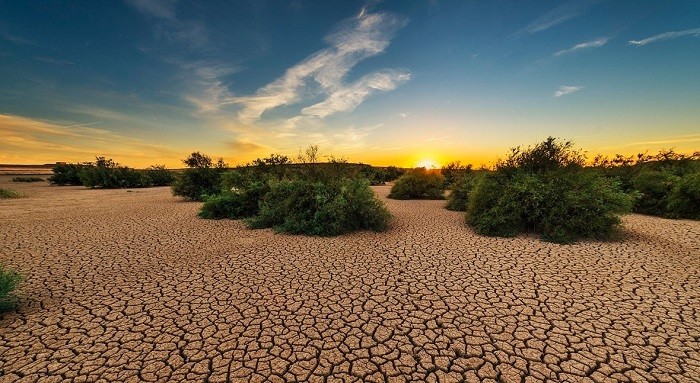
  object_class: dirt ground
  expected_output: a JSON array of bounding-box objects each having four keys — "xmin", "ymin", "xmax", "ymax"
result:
[{"xmin": 1, "ymin": 176, "xmax": 698, "ymax": 383}]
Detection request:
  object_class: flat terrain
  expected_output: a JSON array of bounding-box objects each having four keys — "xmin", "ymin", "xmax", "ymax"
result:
[{"xmin": 1, "ymin": 177, "xmax": 699, "ymax": 383}]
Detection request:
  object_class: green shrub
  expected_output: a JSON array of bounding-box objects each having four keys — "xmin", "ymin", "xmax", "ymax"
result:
[
  {"xmin": 78, "ymin": 157, "xmax": 153, "ymax": 188},
  {"xmin": 445, "ymin": 173, "xmax": 482, "ymax": 211},
  {"xmin": 631, "ymin": 170, "xmax": 679, "ymax": 216},
  {"xmin": 11, "ymin": 177, "xmax": 44, "ymax": 182},
  {"xmin": 248, "ymin": 178, "xmax": 390, "ymax": 236},
  {"xmin": 0, "ymin": 264, "xmax": 21, "ymax": 312},
  {"xmin": 199, "ymin": 172, "xmax": 270, "ymax": 219},
  {"xmin": 667, "ymin": 173, "xmax": 700, "ymax": 219},
  {"xmin": 465, "ymin": 138, "xmax": 633, "ymax": 243},
  {"xmin": 49, "ymin": 163, "xmax": 84, "ymax": 185},
  {"xmin": 388, "ymin": 168, "xmax": 445, "ymax": 200},
  {"xmin": 145, "ymin": 165, "xmax": 175, "ymax": 186},
  {"xmin": 0, "ymin": 188, "xmax": 22, "ymax": 199},
  {"xmin": 441, "ymin": 161, "xmax": 473, "ymax": 187},
  {"xmin": 171, "ymin": 152, "xmax": 227, "ymax": 201},
  {"xmin": 467, "ymin": 170, "xmax": 633, "ymax": 243}
]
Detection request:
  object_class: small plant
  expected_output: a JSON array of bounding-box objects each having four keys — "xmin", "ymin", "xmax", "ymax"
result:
[
  {"xmin": 388, "ymin": 168, "xmax": 445, "ymax": 200},
  {"xmin": 0, "ymin": 188, "xmax": 22, "ymax": 199},
  {"xmin": 171, "ymin": 152, "xmax": 227, "ymax": 201},
  {"xmin": 445, "ymin": 172, "xmax": 482, "ymax": 211},
  {"xmin": 145, "ymin": 165, "xmax": 175, "ymax": 186},
  {"xmin": 667, "ymin": 173, "xmax": 700, "ymax": 220},
  {"xmin": 248, "ymin": 178, "xmax": 390, "ymax": 236},
  {"xmin": 49, "ymin": 163, "xmax": 85, "ymax": 185},
  {"xmin": 465, "ymin": 138, "xmax": 634, "ymax": 243},
  {"xmin": 0, "ymin": 264, "xmax": 21, "ymax": 312},
  {"xmin": 11, "ymin": 177, "xmax": 44, "ymax": 182}
]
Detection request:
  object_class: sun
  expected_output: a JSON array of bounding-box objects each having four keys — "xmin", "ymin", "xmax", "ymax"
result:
[{"xmin": 415, "ymin": 159, "xmax": 439, "ymax": 169}]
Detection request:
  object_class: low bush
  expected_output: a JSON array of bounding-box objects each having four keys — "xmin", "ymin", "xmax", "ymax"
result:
[
  {"xmin": 49, "ymin": 163, "xmax": 84, "ymax": 185},
  {"xmin": 465, "ymin": 138, "xmax": 634, "ymax": 243},
  {"xmin": 171, "ymin": 152, "xmax": 227, "ymax": 201},
  {"xmin": 248, "ymin": 178, "xmax": 390, "ymax": 236},
  {"xmin": 0, "ymin": 188, "xmax": 22, "ymax": 199},
  {"xmin": 445, "ymin": 173, "xmax": 482, "ymax": 211},
  {"xmin": 199, "ymin": 172, "xmax": 270, "ymax": 219},
  {"xmin": 11, "ymin": 177, "xmax": 44, "ymax": 182},
  {"xmin": 467, "ymin": 170, "xmax": 633, "ymax": 243},
  {"xmin": 388, "ymin": 168, "xmax": 445, "ymax": 200},
  {"xmin": 145, "ymin": 165, "xmax": 175, "ymax": 186},
  {"xmin": 79, "ymin": 157, "xmax": 153, "ymax": 188},
  {"xmin": 0, "ymin": 264, "xmax": 21, "ymax": 312},
  {"xmin": 667, "ymin": 173, "xmax": 700, "ymax": 220}
]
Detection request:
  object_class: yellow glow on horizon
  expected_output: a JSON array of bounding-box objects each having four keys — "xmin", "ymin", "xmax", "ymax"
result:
[{"xmin": 415, "ymin": 159, "xmax": 440, "ymax": 169}]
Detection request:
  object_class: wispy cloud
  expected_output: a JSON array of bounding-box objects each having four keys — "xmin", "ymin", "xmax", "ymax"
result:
[
  {"xmin": 554, "ymin": 38, "xmax": 608, "ymax": 56},
  {"xmin": 554, "ymin": 85, "xmax": 583, "ymax": 97},
  {"xmin": 301, "ymin": 70, "xmax": 410, "ymax": 118},
  {"xmin": 233, "ymin": 11, "xmax": 409, "ymax": 124},
  {"xmin": 0, "ymin": 114, "xmax": 181, "ymax": 165},
  {"xmin": 35, "ymin": 57, "xmax": 74, "ymax": 65},
  {"xmin": 1, "ymin": 32, "xmax": 37, "ymax": 46},
  {"xmin": 125, "ymin": 0, "xmax": 207, "ymax": 48},
  {"xmin": 514, "ymin": 0, "xmax": 601, "ymax": 37},
  {"xmin": 629, "ymin": 27, "xmax": 700, "ymax": 46}
]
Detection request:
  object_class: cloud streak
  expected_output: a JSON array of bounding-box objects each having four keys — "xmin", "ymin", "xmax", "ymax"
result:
[
  {"xmin": 554, "ymin": 38, "xmax": 608, "ymax": 56},
  {"xmin": 515, "ymin": 0, "xmax": 601, "ymax": 37},
  {"xmin": 554, "ymin": 85, "xmax": 583, "ymax": 97},
  {"xmin": 233, "ymin": 11, "xmax": 409, "ymax": 124},
  {"xmin": 629, "ymin": 27, "xmax": 700, "ymax": 46}
]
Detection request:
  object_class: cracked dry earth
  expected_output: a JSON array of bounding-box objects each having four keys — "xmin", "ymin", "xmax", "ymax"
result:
[{"xmin": 1, "ymin": 177, "xmax": 699, "ymax": 383}]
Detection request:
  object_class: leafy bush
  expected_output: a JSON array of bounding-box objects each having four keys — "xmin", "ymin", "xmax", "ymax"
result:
[
  {"xmin": 171, "ymin": 152, "xmax": 227, "ymax": 201},
  {"xmin": 199, "ymin": 172, "xmax": 270, "ymax": 219},
  {"xmin": 78, "ymin": 157, "xmax": 153, "ymax": 188},
  {"xmin": 0, "ymin": 264, "xmax": 21, "ymax": 312},
  {"xmin": 0, "ymin": 188, "xmax": 22, "ymax": 199},
  {"xmin": 145, "ymin": 165, "xmax": 175, "ymax": 186},
  {"xmin": 248, "ymin": 178, "xmax": 390, "ymax": 236},
  {"xmin": 667, "ymin": 173, "xmax": 700, "ymax": 219},
  {"xmin": 466, "ymin": 138, "xmax": 633, "ymax": 243},
  {"xmin": 11, "ymin": 177, "xmax": 44, "ymax": 182},
  {"xmin": 467, "ymin": 170, "xmax": 633, "ymax": 243},
  {"xmin": 49, "ymin": 163, "xmax": 84, "ymax": 185},
  {"xmin": 441, "ymin": 161, "xmax": 473, "ymax": 187},
  {"xmin": 445, "ymin": 173, "xmax": 482, "ymax": 211},
  {"xmin": 631, "ymin": 170, "xmax": 679, "ymax": 216},
  {"xmin": 388, "ymin": 168, "xmax": 445, "ymax": 200}
]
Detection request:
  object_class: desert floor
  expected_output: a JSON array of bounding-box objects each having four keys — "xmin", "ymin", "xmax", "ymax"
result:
[{"xmin": 0, "ymin": 177, "xmax": 699, "ymax": 383}]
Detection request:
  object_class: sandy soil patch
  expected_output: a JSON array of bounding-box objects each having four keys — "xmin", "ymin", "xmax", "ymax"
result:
[{"xmin": 1, "ymin": 177, "xmax": 699, "ymax": 382}]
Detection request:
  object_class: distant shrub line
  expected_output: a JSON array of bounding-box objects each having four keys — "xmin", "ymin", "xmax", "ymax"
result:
[
  {"xmin": 177, "ymin": 149, "xmax": 392, "ymax": 236},
  {"xmin": 49, "ymin": 159, "xmax": 175, "ymax": 189},
  {"xmin": 11, "ymin": 177, "xmax": 44, "ymax": 182}
]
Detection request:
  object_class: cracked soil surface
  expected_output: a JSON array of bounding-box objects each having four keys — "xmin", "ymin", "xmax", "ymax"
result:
[{"xmin": 1, "ymin": 177, "xmax": 699, "ymax": 382}]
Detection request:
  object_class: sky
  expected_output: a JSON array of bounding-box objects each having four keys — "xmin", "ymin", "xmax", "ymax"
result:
[{"xmin": 1, "ymin": 0, "xmax": 699, "ymax": 168}]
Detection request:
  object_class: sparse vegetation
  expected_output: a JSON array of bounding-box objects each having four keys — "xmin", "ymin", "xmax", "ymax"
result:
[
  {"xmin": 171, "ymin": 152, "xmax": 228, "ymax": 201},
  {"xmin": 0, "ymin": 264, "xmax": 21, "ymax": 312},
  {"xmin": 196, "ymin": 147, "xmax": 392, "ymax": 236},
  {"xmin": 11, "ymin": 177, "xmax": 44, "ymax": 182},
  {"xmin": 0, "ymin": 188, "xmax": 22, "ymax": 199},
  {"xmin": 49, "ymin": 163, "xmax": 85, "ymax": 185},
  {"xmin": 466, "ymin": 137, "xmax": 634, "ymax": 243},
  {"xmin": 445, "ymin": 172, "xmax": 482, "ymax": 211},
  {"xmin": 248, "ymin": 178, "xmax": 390, "ymax": 236},
  {"xmin": 145, "ymin": 165, "xmax": 175, "ymax": 186},
  {"xmin": 79, "ymin": 157, "xmax": 153, "ymax": 188},
  {"xmin": 388, "ymin": 168, "xmax": 445, "ymax": 200}
]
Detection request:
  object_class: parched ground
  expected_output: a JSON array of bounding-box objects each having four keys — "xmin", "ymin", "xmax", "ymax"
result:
[{"xmin": 0, "ymin": 177, "xmax": 699, "ymax": 383}]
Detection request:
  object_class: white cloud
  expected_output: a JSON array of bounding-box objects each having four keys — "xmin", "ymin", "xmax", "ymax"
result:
[
  {"xmin": 233, "ymin": 11, "xmax": 408, "ymax": 124},
  {"xmin": 629, "ymin": 27, "xmax": 700, "ymax": 46},
  {"xmin": 301, "ymin": 70, "xmax": 410, "ymax": 118},
  {"xmin": 514, "ymin": 0, "xmax": 601, "ymax": 37},
  {"xmin": 554, "ymin": 85, "xmax": 583, "ymax": 97},
  {"xmin": 554, "ymin": 38, "xmax": 608, "ymax": 56}
]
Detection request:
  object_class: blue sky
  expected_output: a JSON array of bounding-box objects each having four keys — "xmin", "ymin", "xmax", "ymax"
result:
[{"xmin": 1, "ymin": 0, "xmax": 699, "ymax": 167}]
